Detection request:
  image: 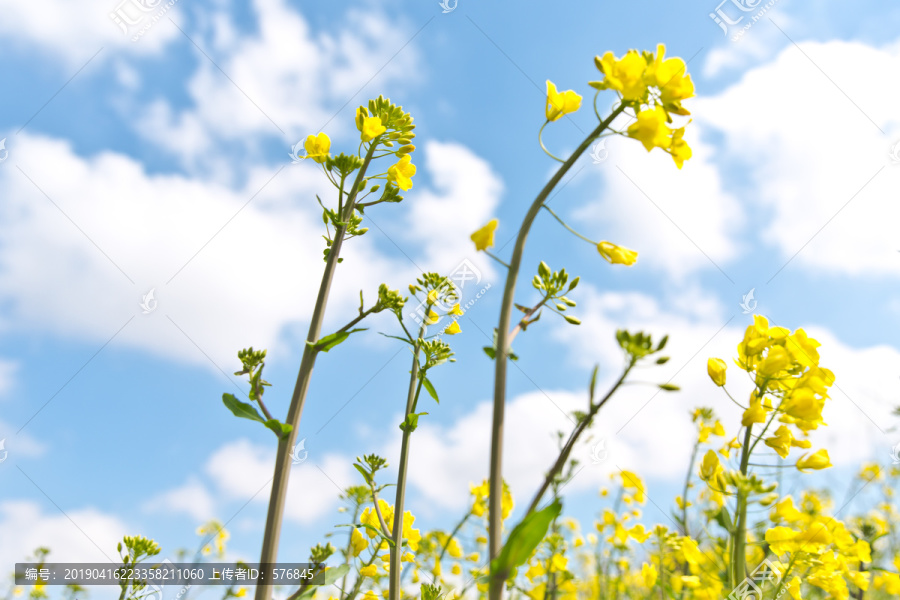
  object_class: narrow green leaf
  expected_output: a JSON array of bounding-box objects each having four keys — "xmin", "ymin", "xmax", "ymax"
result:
[
  {"xmin": 659, "ymin": 383, "xmax": 680, "ymax": 391},
  {"xmin": 311, "ymin": 328, "xmax": 367, "ymax": 353},
  {"xmin": 353, "ymin": 464, "xmax": 372, "ymax": 485},
  {"xmin": 379, "ymin": 333, "xmax": 414, "ymax": 345},
  {"xmin": 222, "ymin": 393, "xmax": 265, "ymax": 424},
  {"xmin": 421, "ymin": 377, "xmax": 439, "ymax": 404},
  {"xmin": 657, "ymin": 334, "xmax": 669, "ymax": 351},
  {"xmin": 490, "ymin": 499, "xmax": 562, "ymax": 582}
]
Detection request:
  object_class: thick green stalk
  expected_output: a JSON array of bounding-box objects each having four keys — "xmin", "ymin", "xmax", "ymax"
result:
[
  {"xmin": 488, "ymin": 106, "xmax": 625, "ymax": 600},
  {"xmin": 255, "ymin": 143, "xmax": 378, "ymax": 600},
  {"xmin": 389, "ymin": 323, "xmax": 427, "ymax": 600},
  {"xmin": 730, "ymin": 424, "xmax": 754, "ymax": 589}
]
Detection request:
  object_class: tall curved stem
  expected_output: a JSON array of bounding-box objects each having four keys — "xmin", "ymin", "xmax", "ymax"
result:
[
  {"xmin": 488, "ymin": 105, "xmax": 625, "ymax": 600},
  {"xmin": 255, "ymin": 143, "xmax": 378, "ymax": 600}
]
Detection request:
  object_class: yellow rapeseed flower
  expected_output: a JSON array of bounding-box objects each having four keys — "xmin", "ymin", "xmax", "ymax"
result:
[
  {"xmin": 597, "ymin": 241, "xmax": 638, "ymax": 265},
  {"xmin": 359, "ymin": 565, "xmax": 378, "ymax": 578},
  {"xmin": 303, "ymin": 132, "xmax": 330, "ymax": 164},
  {"xmin": 470, "ymin": 219, "xmax": 498, "ymax": 251},
  {"xmin": 545, "ymin": 80, "xmax": 582, "ymax": 122},
  {"xmin": 644, "ymin": 44, "xmax": 695, "ymax": 108},
  {"xmin": 387, "ymin": 155, "xmax": 416, "ymax": 191},
  {"xmin": 627, "ymin": 106, "xmax": 672, "ymax": 152},
  {"xmin": 796, "ymin": 449, "xmax": 833, "ymax": 472},
  {"xmin": 741, "ymin": 400, "xmax": 767, "ymax": 427},
  {"xmin": 360, "ymin": 116, "xmax": 387, "ymax": 142},
  {"xmin": 350, "ymin": 527, "xmax": 367, "ymax": 557},
  {"xmin": 707, "ymin": 358, "xmax": 727, "ymax": 387},
  {"xmin": 592, "ymin": 50, "xmax": 648, "ymax": 100}
]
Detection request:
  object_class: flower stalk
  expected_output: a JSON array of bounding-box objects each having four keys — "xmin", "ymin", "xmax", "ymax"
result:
[
  {"xmin": 488, "ymin": 104, "xmax": 625, "ymax": 600},
  {"xmin": 254, "ymin": 142, "xmax": 378, "ymax": 600}
]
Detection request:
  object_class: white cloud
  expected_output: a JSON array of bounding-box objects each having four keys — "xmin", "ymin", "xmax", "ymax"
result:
[
  {"xmin": 0, "ymin": 419, "xmax": 47, "ymax": 459},
  {"xmin": 0, "ymin": 360, "xmax": 18, "ymax": 398},
  {"xmin": 401, "ymin": 140, "xmax": 504, "ymax": 277},
  {"xmin": 0, "ymin": 133, "xmax": 396, "ymax": 370},
  {"xmin": 394, "ymin": 284, "xmax": 900, "ymax": 516},
  {"xmin": 695, "ymin": 38, "xmax": 900, "ymax": 277},
  {"xmin": 0, "ymin": 500, "xmax": 128, "ymax": 586},
  {"xmin": 142, "ymin": 477, "xmax": 216, "ymax": 522},
  {"xmin": 0, "ymin": 133, "xmax": 503, "ymax": 373},
  {"xmin": 133, "ymin": 0, "xmax": 421, "ymax": 169},
  {"xmin": 702, "ymin": 12, "xmax": 795, "ymax": 78},
  {"xmin": 0, "ymin": 1, "xmax": 180, "ymax": 68},
  {"xmin": 574, "ymin": 125, "xmax": 744, "ymax": 281},
  {"xmin": 552, "ymin": 285, "xmax": 900, "ymax": 471},
  {"xmin": 204, "ymin": 438, "xmax": 354, "ymax": 524}
]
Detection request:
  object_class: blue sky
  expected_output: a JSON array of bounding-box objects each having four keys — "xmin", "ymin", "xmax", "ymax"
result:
[{"xmin": 2, "ymin": 0, "xmax": 900, "ymax": 594}]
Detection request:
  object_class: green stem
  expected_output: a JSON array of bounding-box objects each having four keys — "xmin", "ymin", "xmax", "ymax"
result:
[
  {"xmin": 508, "ymin": 297, "xmax": 552, "ymax": 345},
  {"xmin": 538, "ymin": 121, "xmax": 565, "ymax": 163},
  {"xmin": 343, "ymin": 550, "xmax": 381, "ymax": 600},
  {"xmin": 254, "ymin": 142, "xmax": 378, "ymax": 600},
  {"xmin": 541, "ymin": 205, "xmax": 596, "ymax": 246},
  {"xmin": 488, "ymin": 105, "xmax": 626, "ymax": 600},
  {"xmin": 436, "ymin": 512, "xmax": 472, "ymax": 565},
  {"xmin": 389, "ymin": 323, "xmax": 428, "ymax": 600},
  {"xmin": 731, "ymin": 424, "xmax": 754, "ymax": 589},
  {"xmin": 524, "ymin": 362, "xmax": 634, "ymax": 516}
]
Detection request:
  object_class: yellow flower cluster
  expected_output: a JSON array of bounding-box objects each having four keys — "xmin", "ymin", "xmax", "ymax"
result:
[
  {"xmin": 196, "ymin": 520, "xmax": 229, "ymax": 556},
  {"xmin": 590, "ymin": 44, "xmax": 694, "ymax": 168},
  {"xmin": 359, "ymin": 498, "xmax": 422, "ymax": 553},
  {"xmin": 470, "ymin": 479, "xmax": 514, "ymax": 520},
  {"xmin": 767, "ymin": 494, "xmax": 872, "ymax": 599},
  {"xmin": 709, "ymin": 315, "xmax": 835, "ymax": 471}
]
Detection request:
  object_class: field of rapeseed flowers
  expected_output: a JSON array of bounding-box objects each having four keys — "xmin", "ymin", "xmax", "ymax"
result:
[{"xmin": 6, "ymin": 44, "xmax": 899, "ymax": 600}]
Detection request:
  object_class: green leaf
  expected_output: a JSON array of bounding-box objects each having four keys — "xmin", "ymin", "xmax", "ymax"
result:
[
  {"xmin": 353, "ymin": 463, "xmax": 373, "ymax": 485},
  {"xmin": 264, "ymin": 419, "xmax": 293, "ymax": 440},
  {"xmin": 400, "ymin": 412, "xmax": 429, "ymax": 433},
  {"xmin": 656, "ymin": 356, "xmax": 670, "ymax": 364},
  {"xmin": 421, "ymin": 377, "xmax": 439, "ymax": 404},
  {"xmin": 483, "ymin": 346, "xmax": 518, "ymax": 361},
  {"xmin": 657, "ymin": 334, "xmax": 669, "ymax": 351},
  {"xmin": 311, "ymin": 328, "xmax": 367, "ymax": 353},
  {"xmin": 358, "ymin": 522, "xmax": 396, "ymax": 547},
  {"xmin": 379, "ymin": 333, "xmax": 413, "ymax": 345},
  {"xmin": 490, "ymin": 499, "xmax": 562, "ymax": 583},
  {"xmin": 306, "ymin": 564, "xmax": 349, "ymax": 588},
  {"xmin": 294, "ymin": 565, "xmax": 351, "ymax": 600},
  {"xmin": 659, "ymin": 383, "xmax": 680, "ymax": 391},
  {"xmin": 222, "ymin": 393, "xmax": 265, "ymax": 424}
]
